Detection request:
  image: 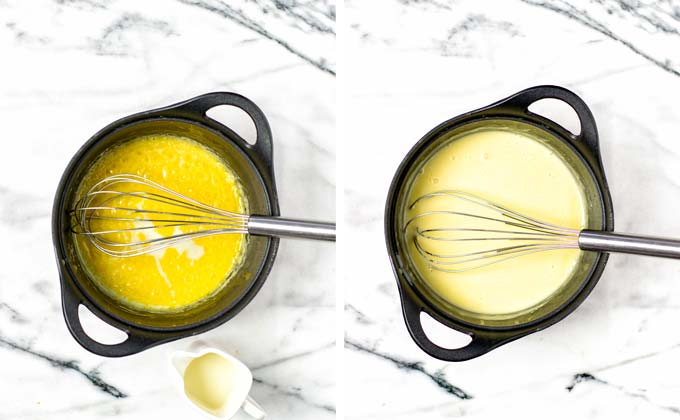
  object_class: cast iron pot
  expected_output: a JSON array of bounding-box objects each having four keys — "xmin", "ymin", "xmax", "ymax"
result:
[
  {"xmin": 386, "ymin": 85, "xmax": 615, "ymax": 361},
  {"xmin": 52, "ymin": 92, "xmax": 279, "ymax": 357}
]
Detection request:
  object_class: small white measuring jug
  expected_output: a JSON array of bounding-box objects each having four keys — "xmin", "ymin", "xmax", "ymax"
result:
[{"xmin": 170, "ymin": 344, "xmax": 265, "ymax": 419}]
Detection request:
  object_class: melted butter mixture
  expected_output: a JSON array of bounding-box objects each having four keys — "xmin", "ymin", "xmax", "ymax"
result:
[
  {"xmin": 74, "ymin": 135, "xmax": 246, "ymax": 312},
  {"xmin": 405, "ymin": 128, "xmax": 587, "ymax": 315}
]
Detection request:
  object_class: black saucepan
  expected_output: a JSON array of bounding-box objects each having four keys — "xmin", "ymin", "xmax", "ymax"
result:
[
  {"xmin": 52, "ymin": 92, "xmax": 280, "ymax": 357},
  {"xmin": 386, "ymin": 85, "xmax": 615, "ymax": 361}
]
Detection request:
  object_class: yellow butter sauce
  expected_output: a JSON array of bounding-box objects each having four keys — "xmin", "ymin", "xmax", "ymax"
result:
[
  {"xmin": 405, "ymin": 128, "xmax": 587, "ymax": 315},
  {"xmin": 74, "ymin": 135, "xmax": 246, "ymax": 312}
]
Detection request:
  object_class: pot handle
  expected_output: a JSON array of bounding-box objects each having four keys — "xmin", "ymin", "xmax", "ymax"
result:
[
  {"xmin": 499, "ymin": 85, "xmax": 600, "ymax": 156},
  {"xmin": 173, "ymin": 92, "xmax": 274, "ymax": 171},
  {"xmin": 400, "ymin": 290, "xmax": 503, "ymax": 361},
  {"xmin": 61, "ymin": 280, "xmax": 156, "ymax": 357}
]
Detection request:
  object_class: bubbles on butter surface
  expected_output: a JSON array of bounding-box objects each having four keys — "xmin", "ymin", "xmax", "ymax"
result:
[{"xmin": 73, "ymin": 134, "xmax": 247, "ymax": 312}]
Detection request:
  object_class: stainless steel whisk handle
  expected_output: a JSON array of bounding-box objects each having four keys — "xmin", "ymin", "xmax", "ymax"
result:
[
  {"xmin": 579, "ymin": 230, "xmax": 680, "ymax": 259},
  {"xmin": 247, "ymin": 216, "xmax": 336, "ymax": 242}
]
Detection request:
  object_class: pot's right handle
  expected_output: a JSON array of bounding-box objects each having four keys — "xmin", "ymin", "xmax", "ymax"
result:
[
  {"xmin": 400, "ymin": 289, "xmax": 503, "ymax": 362},
  {"xmin": 499, "ymin": 85, "xmax": 600, "ymax": 156},
  {"xmin": 174, "ymin": 92, "xmax": 274, "ymax": 172}
]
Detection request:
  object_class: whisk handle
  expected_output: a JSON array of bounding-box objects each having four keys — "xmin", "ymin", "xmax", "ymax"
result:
[
  {"xmin": 579, "ymin": 230, "xmax": 680, "ymax": 258},
  {"xmin": 248, "ymin": 216, "xmax": 336, "ymax": 241}
]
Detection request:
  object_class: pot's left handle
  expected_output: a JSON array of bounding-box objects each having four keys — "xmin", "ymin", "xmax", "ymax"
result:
[
  {"xmin": 172, "ymin": 92, "xmax": 274, "ymax": 172},
  {"xmin": 400, "ymin": 289, "xmax": 505, "ymax": 362},
  {"xmin": 61, "ymin": 279, "xmax": 156, "ymax": 357}
]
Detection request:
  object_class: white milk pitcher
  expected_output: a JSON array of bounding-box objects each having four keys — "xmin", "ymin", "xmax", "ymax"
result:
[{"xmin": 170, "ymin": 346, "xmax": 265, "ymax": 419}]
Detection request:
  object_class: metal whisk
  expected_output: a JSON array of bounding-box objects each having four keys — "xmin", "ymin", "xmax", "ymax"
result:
[
  {"xmin": 71, "ymin": 174, "xmax": 335, "ymax": 257},
  {"xmin": 405, "ymin": 190, "xmax": 680, "ymax": 273}
]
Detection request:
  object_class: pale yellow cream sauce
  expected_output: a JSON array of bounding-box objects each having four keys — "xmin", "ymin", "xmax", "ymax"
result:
[{"xmin": 405, "ymin": 128, "xmax": 586, "ymax": 315}]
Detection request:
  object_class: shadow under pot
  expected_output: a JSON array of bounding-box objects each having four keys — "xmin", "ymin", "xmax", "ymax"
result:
[
  {"xmin": 385, "ymin": 85, "xmax": 615, "ymax": 361},
  {"xmin": 52, "ymin": 92, "xmax": 280, "ymax": 357}
]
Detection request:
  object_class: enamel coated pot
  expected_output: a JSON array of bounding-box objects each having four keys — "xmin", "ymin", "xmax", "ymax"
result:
[
  {"xmin": 386, "ymin": 85, "xmax": 614, "ymax": 361},
  {"xmin": 52, "ymin": 92, "xmax": 280, "ymax": 357}
]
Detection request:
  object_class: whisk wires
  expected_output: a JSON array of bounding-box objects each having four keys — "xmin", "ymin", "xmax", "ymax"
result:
[
  {"xmin": 404, "ymin": 191, "xmax": 580, "ymax": 273},
  {"xmin": 70, "ymin": 174, "xmax": 248, "ymax": 257}
]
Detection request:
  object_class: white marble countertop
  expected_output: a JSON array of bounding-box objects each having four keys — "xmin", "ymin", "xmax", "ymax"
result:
[
  {"xmin": 345, "ymin": 0, "xmax": 680, "ymax": 419},
  {"xmin": 0, "ymin": 1, "xmax": 335, "ymax": 419}
]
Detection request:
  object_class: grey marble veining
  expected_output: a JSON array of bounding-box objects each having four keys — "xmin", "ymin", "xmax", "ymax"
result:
[
  {"xmin": 0, "ymin": 1, "xmax": 335, "ymax": 419},
  {"xmin": 345, "ymin": 0, "xmax": 680, "ymax": 419},
  {"xmin": 520, "ymin": 0, "xmax": 680, "ymax": 76}
]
